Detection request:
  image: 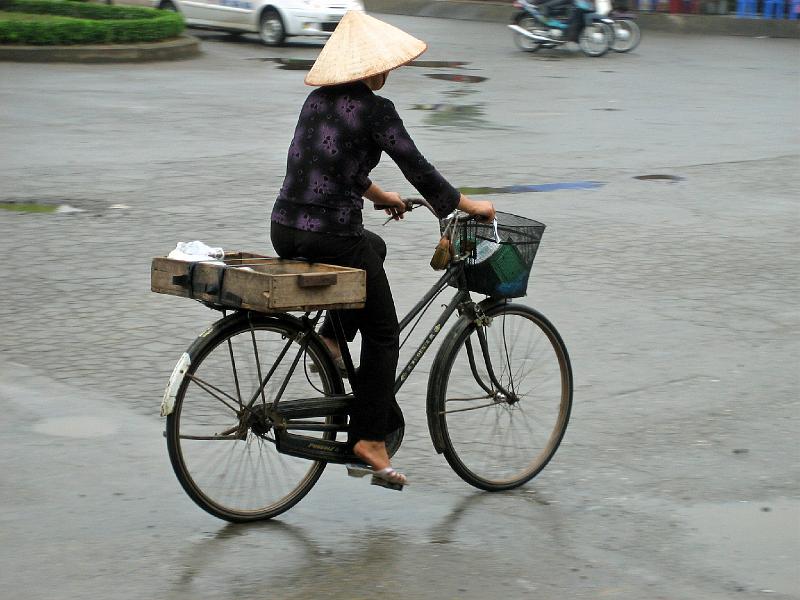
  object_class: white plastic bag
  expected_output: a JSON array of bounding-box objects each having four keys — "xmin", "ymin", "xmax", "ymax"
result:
[{"xmin": 167, "ymin": 240, "xmax": 225, "ymax": 264}]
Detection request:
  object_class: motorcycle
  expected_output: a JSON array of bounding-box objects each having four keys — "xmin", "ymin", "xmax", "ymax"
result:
[
  {"xmin": 508, "ymin": 0, "xmax": 613, "ymax": 57},
  {"xmin": 595, "ymin": 0, "xmax": 642, "ymax": 53}
]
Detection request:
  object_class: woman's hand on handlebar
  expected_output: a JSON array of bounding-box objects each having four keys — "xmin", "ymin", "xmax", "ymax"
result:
[
  {"xmin": 378, "ymin": 192, "xmax": 408, "ymax": 221},
  {"xmin": 364, "ymin": 183, "xmax": 408, "ymax": 221},
  {"xmin": 457, "ymin": 194, "xmax": 496, "ymax": 223}
]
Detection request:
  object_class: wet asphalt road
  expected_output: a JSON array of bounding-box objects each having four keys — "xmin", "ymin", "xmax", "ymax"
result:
[{"xmin": 1, "ymin": 15, "xmax": 799, "ymax": 600}]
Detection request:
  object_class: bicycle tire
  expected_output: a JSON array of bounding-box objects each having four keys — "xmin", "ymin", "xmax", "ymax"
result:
[
  {"xmin": 165, "ymin": 311, "xmax": 342, "ymax": 522},
  {"xmin": 428, "ymin": 302, "xmax": 572, "ymax": 491}
]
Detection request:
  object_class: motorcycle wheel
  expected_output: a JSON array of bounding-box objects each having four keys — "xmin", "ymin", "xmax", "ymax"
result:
[
  {"xmin": 578, "ymin": 23, "xmax": 611, "ymax": 57},
  {"xmin": 610, "ymin": 19, "xmax": 641, "ymax": 53},
  {"xmin": 513, "ymin": 14, "xmax": 542, "ymax": 53}
]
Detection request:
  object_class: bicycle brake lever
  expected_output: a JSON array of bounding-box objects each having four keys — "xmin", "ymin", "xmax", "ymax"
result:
[
  {"xmin": 380, "ymin": 199, "xmax": 417, "ymax": 226},
  {"xmin": 378, "ymin": 198, "xmax": 439, "ymax": 226},
  {"xmin": 410, "ymin": 197, "xmax": 438, "ymax": 218}
]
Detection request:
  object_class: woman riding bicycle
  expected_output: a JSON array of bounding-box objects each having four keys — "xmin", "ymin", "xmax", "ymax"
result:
[{"xmin": 270, "ymin": 11, "xmax": 495, "ymax": 489}]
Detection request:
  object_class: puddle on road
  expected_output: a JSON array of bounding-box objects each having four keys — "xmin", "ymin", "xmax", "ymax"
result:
[
  {"xmin": 678, "ymin": 499, "xmax": 800, "ymax": 595},
  {"xmin": 275, "ymin": 58, "xmax": 314, "ymax": 70},
  {"xmin": 424, "ymin": 73, "xmax": 488, "ymax": 84},
  {"xmin": 459, "ymin": 181, "xmax": 605, "ymax": 195},
  {"xmin": 442, "ymin": 88, "xmax": 480, "ymax": 99},
  {"xmin": 252, "ymin": 58, "xmax": 470, "ymax": 71},
  {"xmin": 411, "ymin": 103, "xmax": 488, "ymax": 128},
  {"xmin": 409, "ymin": 60, "xmax": 469, "ymax": 68},
  {"xmin": 634, "ymin": 174, "xmax": 685, "ymax": 182},
  {"xmin": 264, "ymin": 58, "xmax": 315, "ymax": 70},
  {"xmin": 247, "ymin": 57, "xmax": 316, "ymax": 70}
]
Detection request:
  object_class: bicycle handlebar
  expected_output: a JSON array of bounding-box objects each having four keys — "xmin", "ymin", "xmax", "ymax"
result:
[
  {"xmin": 374, "ymin": 199, "xmax": 489, "ymax": 225},
  {"xmin": 373, "ymin": 197, "xmax": 437, "ymax": 215},
  {"xmin": 374, "ymin": 197, "xmax": 439, "ymax": 226}
]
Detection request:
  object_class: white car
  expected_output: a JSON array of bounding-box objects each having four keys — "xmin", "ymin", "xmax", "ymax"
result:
[{"xmin": 149, "ymin": 0, "xmax": 364, "ymax": 46}]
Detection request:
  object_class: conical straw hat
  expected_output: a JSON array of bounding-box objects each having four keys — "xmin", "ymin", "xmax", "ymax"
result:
[{"xmin": 305, "ymin": 11, "xmax": 427, "ymax": 86}]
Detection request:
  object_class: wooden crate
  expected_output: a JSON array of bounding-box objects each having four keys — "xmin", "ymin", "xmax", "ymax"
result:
[{"xmin": 151, "ymin": 252, "xmax": 366, "ymax": 312}]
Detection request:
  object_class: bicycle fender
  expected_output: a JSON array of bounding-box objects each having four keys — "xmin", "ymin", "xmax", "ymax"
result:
[{"xmin": 161, "ymin": 352, "xmax": 190, "ymax": 417}]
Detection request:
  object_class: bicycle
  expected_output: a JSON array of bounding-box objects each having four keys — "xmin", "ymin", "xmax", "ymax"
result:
[{"xmin": 157, "ymin": 206, "xmax": 573, "ymax": 522}]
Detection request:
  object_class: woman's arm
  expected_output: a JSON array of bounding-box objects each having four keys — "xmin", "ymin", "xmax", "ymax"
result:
[
  {"xmin": 367, "ymin": 99, "xmax": 495, "ymax": 222},
  {"xmin": 457, "ymin": 194, "xmax": 496, "ymax": 222},
  {"xmin": 370, "ymin": 98, "xmax": 461, "ymax": 218}
]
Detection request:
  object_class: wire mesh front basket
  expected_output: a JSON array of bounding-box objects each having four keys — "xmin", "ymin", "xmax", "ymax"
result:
[{"xmin": 443, "ymin": 211, "xmax": 546, "ymax": 298}]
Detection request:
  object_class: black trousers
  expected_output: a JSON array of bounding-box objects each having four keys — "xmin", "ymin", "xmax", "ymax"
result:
[{"xmin": 270, "ymin": 222, "xmax": 404, "ymax": 442}]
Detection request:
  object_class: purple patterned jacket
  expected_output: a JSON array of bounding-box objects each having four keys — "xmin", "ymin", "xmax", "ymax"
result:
[{"xmin": 271, "ymin": 82, "xmax": 460, "ymax": 236}]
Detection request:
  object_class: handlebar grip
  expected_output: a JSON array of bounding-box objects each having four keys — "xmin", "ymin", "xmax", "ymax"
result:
[{"xmin": 373, "ymin": 199, "xmax": 415, "ymax": 211}]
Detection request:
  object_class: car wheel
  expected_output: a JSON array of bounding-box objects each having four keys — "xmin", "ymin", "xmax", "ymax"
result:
[
  {"xmin": 259, "ymin": 9, "xmax": 286, "ymax": 46},
  {"xmin": 158, "ymin": 1, "xmax": 177, "ymax": 11}
]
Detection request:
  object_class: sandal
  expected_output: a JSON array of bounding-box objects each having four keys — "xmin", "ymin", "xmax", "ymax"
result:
[
  {"xmin": 371, "ymin": 467, "xmax": 407, "ymax": 491},
  {"xmin": 345, "ymin": 463, "xmax": 407, "ymax": 491}
]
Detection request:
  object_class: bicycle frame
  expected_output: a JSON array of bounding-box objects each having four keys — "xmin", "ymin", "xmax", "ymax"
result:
[{"xmin": 260, "ymin": 259, "xmax": 513, "ymax": 464}]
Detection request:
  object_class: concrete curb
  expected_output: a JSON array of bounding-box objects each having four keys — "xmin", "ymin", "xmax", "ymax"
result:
[
  {"xmin": 365, "ymin": 0, "xmax": 800, "ymax": 38},
  {"xmin": 0, "ymin": 34, "xmax": 201, "ymax": 63}
]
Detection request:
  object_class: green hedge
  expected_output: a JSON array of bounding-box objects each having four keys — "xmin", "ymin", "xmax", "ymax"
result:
[{"xmin": 0, "ymin": 0, "xmax": 184, "ymax": 45}]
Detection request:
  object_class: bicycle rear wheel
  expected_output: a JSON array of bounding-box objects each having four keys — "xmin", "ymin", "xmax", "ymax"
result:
[
  {"xmin": 165, "ymin": 312, "xmax": 342, "ymax": 522},
  {"xmin": 429, "ymin": 303, "xmax": 572, "ymax": 491}
]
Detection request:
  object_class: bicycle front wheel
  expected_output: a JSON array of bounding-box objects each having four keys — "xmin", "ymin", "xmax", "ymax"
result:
[
  {"xmin": 165, "ymin": 312, "xmax": 342, "ymax": 522},
  {"xmin": 429, "ymin": 303, "xmax": 572, "ymax": 491}
]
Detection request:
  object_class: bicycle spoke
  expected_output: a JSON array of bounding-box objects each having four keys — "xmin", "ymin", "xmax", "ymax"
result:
[
  {"xmin": 179, "ymin": 434, "xmax": 242, "ymax": 441},
  {"xmin": 500, "ymin": 316, "xmax": 516, "ymax": 397},
  {"xmin": 226, "ymin": 337, "xmax": 243, "ymax": 409},
  {"xmin": 440, "ymin": 399, "xmax": 508, "ymax": 415},
  {"xmin": 250, "ymin": 324, "xmax": 267, "ymax": 407},
  {"xmin": 446, "ymin": 394, "xmax": 493, "ymax": 402},
  {"xmin": 245, "ymin": 334, "xmax": 295, "ymax": 408},
  {"xmin": 179, "ymin": 425, "xmax": 242, "ymax": 441},
  {"xmin": 186, "ymin": 373, "xmax": 241, "ymax": 414}
]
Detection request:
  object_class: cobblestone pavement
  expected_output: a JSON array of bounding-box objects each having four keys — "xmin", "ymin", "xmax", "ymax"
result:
[{"xmin": 1, "ymin": 17, "xmax": 799, "ymax": 599}]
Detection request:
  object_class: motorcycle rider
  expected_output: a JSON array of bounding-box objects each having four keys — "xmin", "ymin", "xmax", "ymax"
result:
[{"xmin": 536, "ymin": 0, "xmax": 586, "ymax": 41}]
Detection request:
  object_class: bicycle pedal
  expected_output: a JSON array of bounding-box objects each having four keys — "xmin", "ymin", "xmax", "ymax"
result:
[
  {"xmin": 371, "ymin": 475, "xmax": 404, "ymax": 491},
  {"xmin": 346, "ymin": 463, "xmax": 373, "ymax": 478}
]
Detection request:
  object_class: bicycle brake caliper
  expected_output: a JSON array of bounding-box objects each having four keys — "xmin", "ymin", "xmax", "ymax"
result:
[{"xmin": 472, "ymin": 304, "xmax": 492, "ymax": 328}]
